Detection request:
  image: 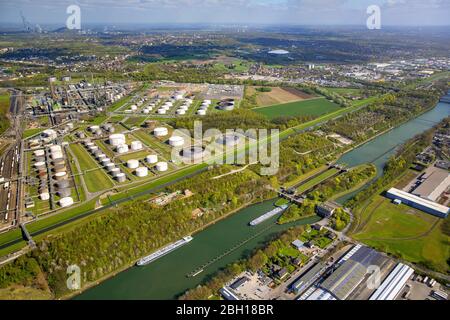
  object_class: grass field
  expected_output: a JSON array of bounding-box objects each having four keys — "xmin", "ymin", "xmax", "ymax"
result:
[
  {"xmin": 255, "ymin": 97, "xmax": 341, "ymax": 119},
  {"xmin": 0, "ymin": 92, "xmax": 10, "ymax": 135},
  {"xmin": 23, "ymin": 128, "xmax": 44, "ymax": 139},
  {"xmin": 296, "ymin": 168, "xmax": 339, "ymax": 194},
  {"xmin": 326, "ymin": 87, "xmax": 362, "ymax": 95},
  {"xmin": 352, "ymin": 195, "xmax": 449, "ymax": 273},
  {"xmin": 69, "ymin": 144, "xmax": 114, "ymax": 193}
]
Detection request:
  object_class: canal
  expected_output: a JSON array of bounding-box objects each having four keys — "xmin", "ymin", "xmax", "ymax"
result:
[{"xmin": 76, "ymin": 102, "xmax": 449, "ymax": 300}]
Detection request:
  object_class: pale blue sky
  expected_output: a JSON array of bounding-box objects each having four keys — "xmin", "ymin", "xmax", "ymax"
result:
[{"xmin": 0, "ymin": 0, "xmax": 449, "ymax": 26}]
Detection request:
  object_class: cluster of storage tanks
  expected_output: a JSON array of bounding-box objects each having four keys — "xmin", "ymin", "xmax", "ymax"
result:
[
  {"xmin": 108, "ymin": 133, "xmax": 143, "ymax": 154},
  {"xmin": 126, "ymin": 154, "xmax": 168, "ymax": 177},
  {"xmin": 87, "ymin": 124, "xmax": 115, "ymax": 137},
  {"xmin": 197, "ymin": 100, "xmax": 212, "ymax": 116},
  {"xmin": 175, "ymin": 98, "xmax": 193, "ymax": 115},
  {"xmin": 33, "ymin": 144, "xmax": 74, "ymax": 208},
  {"xmin": 83, "ymin": 140, "xmax": 126, "ymax": 183}
]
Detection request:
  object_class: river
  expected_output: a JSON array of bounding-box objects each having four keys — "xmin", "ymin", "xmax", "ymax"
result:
[{"xmin": 76, "ymin": 102, "xmax": 449, "ymax": 300}]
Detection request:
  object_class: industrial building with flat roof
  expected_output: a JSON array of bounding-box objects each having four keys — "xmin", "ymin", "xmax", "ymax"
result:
[
  {"xmin": 290, "ymin": 262, "xmax": 327, "ymax": 294},
  {"xmin": 319, "ymin": 245, "xmax": 386, "ymax": 300},
  {"xmin": 386, "ymin": 188, "xmax": 449, "ymax": 218},
  {"xmin": 369, "ymin": 263, "xmax": 414, "ymax": 300},
  {"xmin": 412, "ymin": 167, "xmax": 450, "ymax": 201}
]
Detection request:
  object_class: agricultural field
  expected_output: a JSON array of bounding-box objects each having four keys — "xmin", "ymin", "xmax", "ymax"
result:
[
  {"xmin": 247, "ymin": 86, "xmax": 314, "ymax": 107},
  {"xmin": 352, "ymin": 195, "xmax": 449, "ymax": 273},
  {"xmin": 255, "ymin": 97, "xmax": 341, "ymax": 119}
]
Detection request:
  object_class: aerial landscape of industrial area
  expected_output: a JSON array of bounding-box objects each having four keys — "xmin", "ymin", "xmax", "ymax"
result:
[{"xmin": 0, "ymin": 0, "xmax": 448, "ymax": 309}]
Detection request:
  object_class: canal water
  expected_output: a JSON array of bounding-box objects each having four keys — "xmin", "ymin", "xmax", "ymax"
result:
[
  {"xmin": 76, "ymin": 200, "xmax": 321, "ymax": 300},
  {"xmin": 336, "ymin": 102, "xmax": 450, "ymax": 203},
  {"xmin": 76, "ymin": 102, "xmax": 449, "ymax": 300}
]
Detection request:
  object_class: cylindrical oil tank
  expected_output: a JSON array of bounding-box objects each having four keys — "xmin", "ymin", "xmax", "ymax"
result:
[
  {"xmin": 51, "ymin": 151, "xmax": 63, "ymax": 160},
  {"xmin": 52, "ymin": 157, "xmax": 65, "ymax": 165},
  {"xmin": 130, "ymin": 141, "xmax": 143, "ymax": 151},
  {"xmin": 197, "ymin": 109, "xmax": 206, "ymax": 116},
  {"xmin": 101, "ymin": 158, "xmax": 111, "ymax": 165},
  {"xmin": 135, "ymin": 167, "xmax": 148, "ymax": 177},
  {"xmin": 59, "ymin": 197, "xmax": 74, "ymax": 208},
  {"xmin": 154, "ymin": 127, "xmax": 168, "ymax": 137},
  {"xmin": 34, "ymin": 149, "xmax": 45, "ymax": 157},
  {"xmin": 96, "ymin": 154, "xmax": 106, "ymax": 161},
  {"xmin": 105, "ymin": 163, "xmax": 116, "ymax": 171},
  {"xmin": 56, "ymin": 179, "xmax": 70, "ymax": 188},
  {"xmin": 110, "ymin": 168, "xmax": 121, "ymax": 177},
  {"xmin": 127, "ymin": 159, "xmax": 139, "ymax": 169},
  {"xmin": 88, "ymin": 125, "xmax": 100, "ymax": 132},
  {"xmin": 54, "ymin": 172, "xmax": 68, "ymax": 180},
  {"xmin": 115, "ymin": 173, "xmax": 126, "ymax": 182},
  {"xmin": 146, "ymin": 154, "xmax": 158, "ymax": 164},
  {"xmin": 49, "ymin": 145, "xmax": 62, "ymax": 153},
  {"xmin": 109, "ymin": 133, "xmax": 126, "ymax": 146},
  {"xmin": 53, "ymin": 164, "xmax": 67, "ymax": 173},
  {"xmin": 176, "ymin": 109, "xmax": 186, "ymax": 115},
  {"xmin": 156, "ymin": 162, "xmax": 168, "ymax": 172},
  {"xmin": 34, "ymin": 161, "xmax": 46, "ymax": 169},
  {"xmin": 35, "ymin": 156, "xmax": 46, "ymax": 163},
  {"xmin": 57, "ymin": 188, "xmax": 71, "ymax": 198},
  {"xmin": 40, "ymin": 192, "xmax": 50, "ymax": 201},
  {"xmin": 169, "ymin": 136, "xmax": 185, "ymax": 147},
  {"xmin": 116, "ymin": 144, "xmax": 129, "ymax": 154},
  {"xmin": 157, "ymin": 108, "xmax": 166, "ymax": 114}
]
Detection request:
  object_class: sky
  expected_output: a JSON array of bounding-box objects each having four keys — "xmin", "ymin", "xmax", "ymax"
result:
[{"xmin": 0, "ymin": 0, "xmax": 449, "ymax": 27}]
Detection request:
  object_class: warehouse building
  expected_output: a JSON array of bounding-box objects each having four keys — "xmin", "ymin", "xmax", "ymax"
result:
[
  {"xmin": 369, "ymin": 263, "xmax": 414, "ymax": 300},
  {"xmin": 319, "ymin": 245, "xmax": 386, "ymax": 300},
  {"xmin": 386, "ymin": 188, "xmax": 449, "ymax": 218},
  {"xmin": 412, "ymin": 167, "xmax": 450, "ymax": 201},
  {"xmin": 219, "ymin": 287, "xmax": 239, "ymax": 300},
  {"xmin": 290, "ymin": 262, "xmax": 327, "ymax": 294}
]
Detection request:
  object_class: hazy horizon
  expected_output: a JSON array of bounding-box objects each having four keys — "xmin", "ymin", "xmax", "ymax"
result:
[{"xmin": 0, "ymin": 0, "xmax": 449, "ymax": 27}]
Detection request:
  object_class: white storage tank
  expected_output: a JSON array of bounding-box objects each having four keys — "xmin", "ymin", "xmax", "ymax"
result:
[
  {"xmin": 197, "ymin": 109, "xmax": 206, "ymax": 116},
  {"xmin": 146, "ymin": 154, "xmax": 158, "ymax": 164},
  {"xmin": 127, "ymin": 159, "xmax": 139, "ymax": 169},
  {"xmin": 34, "ymin": 161, "xmax": 46, "ymax": 169},
  {"xmin": 157, "ymin": 108, "xmax": 167, "ymax": 114},
  {"xmin": 101, "ymin": 158, "xmax": 111, "ymax": 165},
  {"xmin": 130, "ymin": 105, "xmax": 137, "ymax": 111},
  {"xmin": 143, "ymin": 109, "xmax": 150, "ymax": 114},
  {"xmin": 156, "ymin": 162, "xmax": 168, "ymax": 172},
  {"xmin": 40, "ymin": 192, "xmax": 50, "ymax": 201},
  {"xmin": 109, "ymin": 133, "xmax": 126, "ymax": 146},
  {"xmin": 176, "ymin": 109, "xmax": 186, "ymax": 115},
  {"xmin": 96, "ymin": 154, "xmax": 106, "ymax": 161},
  {"xmin": 49, "ymin": 145, "xmax": 62, "ymax": 153},
  {"xmin": 54, "ymin": 172, "xmax": 67, "ymax": 180},
  {"xmin": 105, "ymin": 163, "xmax": 116, "ymax": 171},
  {"xmin": 130, "ymin": 141, "xmax": 143, "ymax": 151},
  {"xmin": 169, "ymin": 136, "xmax": 185, "ymax": 147},
  {"xmin": 88, "ymin": 125, "xmax": 100, "ymax": 132},
  {"xmin": 110, "ymin": 168, "xmax": 121, "ymax": 177},
  {"xmin": 115, "ymin": 172, "xmax": 126, "ymax": 182},
  {"xmin": 116, "ymin": 144, "xmax": 129, "ymax": 154},
  {"xmin": 34, "ymin": 149, "xmax": 45, "ymax": 157},
  {"xmin": 135, "ymin": 167, "xmax": 148, "ymax": 177},
  {"xmin": 154, "ymin": 127, "xmax": 168, "ymax": 137},
  {"xmin": 51, "ymin": 151, "xmax": 63, "ymax": 159},
  {"xmin": 59, "ymin": 197, "xmax": 74, "ymax": 208}
]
